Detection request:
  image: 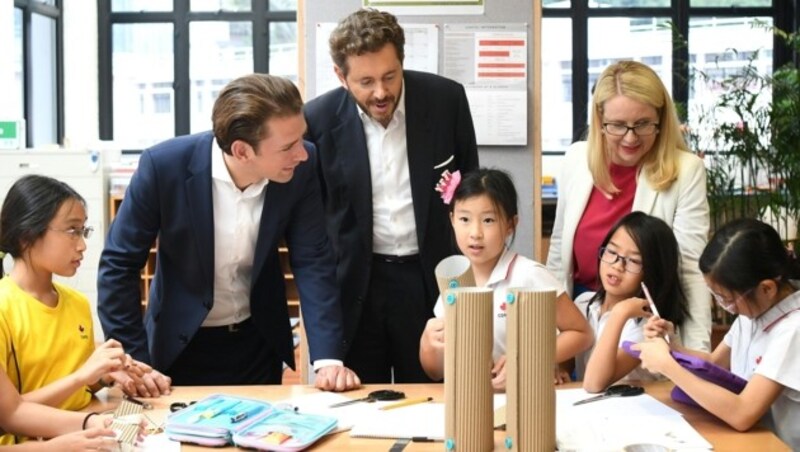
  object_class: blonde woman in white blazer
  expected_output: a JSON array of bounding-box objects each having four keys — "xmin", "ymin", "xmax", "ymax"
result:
[{"xmin": 546, "ymin": 61, "xmax": 712, "ymax": 352}]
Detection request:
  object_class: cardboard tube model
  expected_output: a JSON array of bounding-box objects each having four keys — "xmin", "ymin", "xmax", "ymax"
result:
[
  {"xmin": 435, "ymin": 255, "xmax": 476, "ymax": 294},
  {"xmin": 444, "ymin": 287, "xmax": 494, "ymax": 452},
  {"xmin": 505, "ymin": 288, "xmax": 556, "ymax": 451}
]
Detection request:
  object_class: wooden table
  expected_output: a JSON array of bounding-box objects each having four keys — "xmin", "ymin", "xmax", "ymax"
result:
[{"xmin": 91, "ymin": 381, "xmax": 790, "ymax": 451}]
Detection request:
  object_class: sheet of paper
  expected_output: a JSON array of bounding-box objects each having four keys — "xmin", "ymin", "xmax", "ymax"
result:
[
  {"xmin": 556, "ymin": 389, "xmax": 711, "ymax": 451},
  {"xmin": 349, "ymin": 402, "xmax": 446, "ymax": 440}
]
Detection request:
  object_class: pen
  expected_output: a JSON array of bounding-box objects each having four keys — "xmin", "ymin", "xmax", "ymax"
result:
[
  {"xmin": 379, "ymin": 397, "xmax": 433, "ymax": 411},
  {"xmin": 641, "ymin": 282, "xmax": 670, "ymax": 344},
  {"xmin": 230, "ymin": 404, "xmax": 266, "ymax": 423}
]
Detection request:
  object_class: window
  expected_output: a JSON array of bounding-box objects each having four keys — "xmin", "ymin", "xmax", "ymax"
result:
[
  {"xmin": 99, "ymin": 0, "xmax": 298, "ymax": 148},
  {"xmin": 542, "ymin": 1, "xmax": 793, "ymax": 154},
  {"xmin": 13, "ymin": 1, "xmax": 63, "ymax": 147}
]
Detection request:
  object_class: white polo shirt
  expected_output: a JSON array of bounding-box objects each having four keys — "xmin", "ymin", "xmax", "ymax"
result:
[{"xmin": 434, "ymin": 249, "xmax": 563, "ymax": 361}]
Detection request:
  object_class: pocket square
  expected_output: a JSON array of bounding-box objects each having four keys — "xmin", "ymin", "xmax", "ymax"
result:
[{"xmin": 433, "ymin": 155, "xmax": 454, "ymax": 169}]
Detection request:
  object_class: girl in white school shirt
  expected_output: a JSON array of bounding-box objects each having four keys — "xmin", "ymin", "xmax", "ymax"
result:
[
  {"xmin": 636, "ymin": 219, "xmax": 800, "ymax": 449},
  {"xmin": 419, "ymin": 168, "xmax": 593, "ymax": 391},
  {"xmin": 577, "ymin": 211, "xmax": 689, "ymax": 393}
]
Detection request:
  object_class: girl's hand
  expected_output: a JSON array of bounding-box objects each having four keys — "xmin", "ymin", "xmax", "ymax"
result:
[
  {"xmin": 644, "ymin": 316, "xmax": 676, "ymax": 343},
  {"xmin": 611, "ymin": 297, "xmax": 652, "ymax": 320},
  {"xmin": 77, "ymin": 339, "xmax": 126, "ymax": 387},
  {"xmin": 491, "ymin": 356, "xmax": 507, "ymax": 392},
  {"xmin": 42, "ymin": 427, "xmax": 117, "ymax": 451},
  {"xmin": 554, "ymin": 364, "xmax": 572, "ymax": 385},
  {"xmin": 421, "ymin": 318, "xmax": 446, "ymax": 351},
  {"xmin": 631, "ymin": 340, "xmax": 674, "ymax": 374}
]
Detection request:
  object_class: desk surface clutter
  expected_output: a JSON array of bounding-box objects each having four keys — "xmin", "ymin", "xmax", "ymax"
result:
[{"xmin": 89, "ymin": 382, "xmax": 790, "ymax": 451}]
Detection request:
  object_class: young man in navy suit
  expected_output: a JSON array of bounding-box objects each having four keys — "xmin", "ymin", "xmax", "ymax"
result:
[
  {"xmin": 98, "ymin": 74, "xmax": 360, "ymax": 392},
  {"xmin": 304, "ymin": 9, "xmax": 479, "ymax": 383}
]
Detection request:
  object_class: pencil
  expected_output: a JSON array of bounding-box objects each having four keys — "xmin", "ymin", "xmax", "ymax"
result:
[
  {"xmin": 379, "ymin": 397, "xmax": 433, "ymax": 411},
  {"xmin": 641, "ymin": 282, "xmax": 670, "ymax": 344}
]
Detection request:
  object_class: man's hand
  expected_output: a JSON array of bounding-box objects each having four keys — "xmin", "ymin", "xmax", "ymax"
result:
[
  {"xmin": 110, "ymin": 361, "xmax": 172, "ymax": 398},
  {"xmin": 314, "ymin": 365, "xmax": 361, "ymax": 392}
]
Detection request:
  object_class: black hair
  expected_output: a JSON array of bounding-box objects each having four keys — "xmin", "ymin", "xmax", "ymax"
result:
[
  {"xmin": 699, "ymin": 218, "xmax": 800, "ymax": 294},
  {"xmin": 0, "ymin": 174, "xmax": 85, "ymax": 277},
  {"xmin": 450, "ymin": 168, "xmax": 518, "ymax": 244},
  {"xmin": 587, "ymin": 211, "xmax": 689, "ymax": 325}
]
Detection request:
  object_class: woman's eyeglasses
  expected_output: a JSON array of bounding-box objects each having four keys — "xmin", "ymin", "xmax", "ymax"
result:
[
  {"xmin": 598, "ymin": 247, "xmax": 643, "ymax": 274},
  {"xmin": 602, "ymin": 122, "xmax": 659, "ymax": 137}
]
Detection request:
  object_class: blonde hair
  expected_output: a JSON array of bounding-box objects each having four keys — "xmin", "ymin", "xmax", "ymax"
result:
[{"xmin": 587, "ymin": 60, "xmax": 689, "ymax": 194}]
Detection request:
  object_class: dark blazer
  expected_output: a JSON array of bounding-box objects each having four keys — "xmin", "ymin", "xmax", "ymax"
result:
[
  {"xmin": 97, "ymin": 131, "xmax": 344, "ymax": 371},
  {"xmin": 304, "ymin": 70, "xmax": 479, "ymax": 351}
]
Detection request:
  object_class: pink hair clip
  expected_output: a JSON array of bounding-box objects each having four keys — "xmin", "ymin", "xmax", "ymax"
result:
[{"xmin": 435, "ymin": 170, "xmax": 461, "ymax": 205}]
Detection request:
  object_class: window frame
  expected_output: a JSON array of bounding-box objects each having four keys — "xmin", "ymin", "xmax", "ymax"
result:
[
  {"xmin": 97, "ymin": 0, "xmax": 297, "ymax": 141},
  {"xmin": 14, "ymin": 0, "xmax": 64, "ymax": 147},
  {"xmin": 542, "ymin": 0, "xmax": 798, "ymax": 146}
]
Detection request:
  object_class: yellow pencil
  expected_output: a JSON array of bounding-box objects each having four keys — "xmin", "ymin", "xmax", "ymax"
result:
[{"xmin": 380, "ymin": 397, "xmax": 434, "ymax": 411}]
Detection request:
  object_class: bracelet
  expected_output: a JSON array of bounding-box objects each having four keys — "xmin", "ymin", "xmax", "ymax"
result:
[{"xmin": 82, "ymin": 412, "xmax": 99, "ymax": 430}]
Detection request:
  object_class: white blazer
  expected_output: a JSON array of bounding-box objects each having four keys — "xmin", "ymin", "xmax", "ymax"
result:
[{"xmin": 546, "ymin": 141, "xmax": 712, "ymax": 351}]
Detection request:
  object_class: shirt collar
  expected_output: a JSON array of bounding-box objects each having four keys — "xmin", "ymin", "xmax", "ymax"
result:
[
  {"xmin": 357, "ymin": 77, "xmax": 406, "ymax": 126},
  {"xmin": 486, "ymin": 248, "xmax": 518, "ymax": 287},
  {"xmin": 211, "ymin": 138, "xmax": 269, "ymax": 196},
  {"xmin": 755, "ymin": 288, "xmax": 800, "ymax": 332}
]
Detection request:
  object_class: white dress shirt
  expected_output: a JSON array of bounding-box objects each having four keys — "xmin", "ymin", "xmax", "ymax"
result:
[
  {"xmin": 358, "ymin": 81, "xmax": 419, "ymax": 256},
  {"xmin": 203, "ymin": 141, "xmax": 269, "ymax": 327}
]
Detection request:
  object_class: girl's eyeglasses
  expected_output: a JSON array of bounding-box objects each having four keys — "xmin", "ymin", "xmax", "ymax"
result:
[
  {"xmin": 707, "ymin": 286, "xmax": 755, "ymax": 312},
  {"xmin": 598, "ymin": 247, "xmax": 643, "ymax": 274},
  {"xmin": 49, "ymin": 226, "xmax": 94, "ymax": 240}
]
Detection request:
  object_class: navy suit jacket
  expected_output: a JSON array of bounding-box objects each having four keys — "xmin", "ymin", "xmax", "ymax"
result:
[
  {"xmin": 304, "ymin": 70, "xmax": 479, "ymax": 351},
  {"xmin": 98, "ymin": 131, "xmax": 344, "ymax": 371}
]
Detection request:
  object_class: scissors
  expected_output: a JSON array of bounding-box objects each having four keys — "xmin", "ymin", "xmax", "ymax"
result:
[
  {"xmin": 573, "ymin": 384, "xmax": 644, "ymax": 406},
  {"xmin": 328, "ymin": 389, "xmax": 406, "ymax": 408},
  {"xmin": 169, "ymin": 401, "xmax": 197, "ymax": 412}
]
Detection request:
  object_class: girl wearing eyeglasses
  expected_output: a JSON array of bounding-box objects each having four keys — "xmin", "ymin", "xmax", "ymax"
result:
[
  {"xmin": 546, "ymin": 60, "xmax": 711, "ymax": 353},
  {"xmin": 636, "ymin": 219, "xmax": 800, "ymax": 450},
  {"xmin": 576, "ymin": 212, "xmax": 689, "ymax": 393},
  {"xmin": 0, "ymin": 175, "xmax": 159, "ymax": 445}
]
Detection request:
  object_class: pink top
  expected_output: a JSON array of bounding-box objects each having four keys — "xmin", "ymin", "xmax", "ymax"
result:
[{"xmin": 572, "ymin": 163, "xmax": 638, "ymax": 290}]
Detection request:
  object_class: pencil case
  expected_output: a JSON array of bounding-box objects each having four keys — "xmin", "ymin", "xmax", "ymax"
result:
[
  {"xmin": 232, "ymin": 409, "xmax": 338, "ymax": 451},
  {"xmin": 165, "ymin": 394, "xmax": 273, "ymax": 446},
  {"xmin": 621, "ymin": 341, "xmax": 747, "ymax": 408}
]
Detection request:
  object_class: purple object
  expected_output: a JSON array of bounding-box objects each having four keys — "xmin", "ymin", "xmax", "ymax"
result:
[{"xmin": 621, "ymin": 341, "xmax": 748, "ymax": 408}]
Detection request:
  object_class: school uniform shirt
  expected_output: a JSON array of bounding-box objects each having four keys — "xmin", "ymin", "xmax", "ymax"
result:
[
  {"xmin": 573, "ymin": 291, "xmax": 657, "ymax": 382},
  {"xmin": 433, "ymin": 249, "xmax": 563, "ymax": 362},
  {"xmin": 0, "ymin": 278, "xmax": 94, "ymax": 445},
  {"xmin": 723, "ymin": 290, "xmax": 800, "ymax": 450}
]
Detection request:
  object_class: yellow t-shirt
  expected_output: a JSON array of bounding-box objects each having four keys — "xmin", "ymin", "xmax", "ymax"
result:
[{"xmin": 0, "ymin": 277, "xmax": 95, "ymax": 409}]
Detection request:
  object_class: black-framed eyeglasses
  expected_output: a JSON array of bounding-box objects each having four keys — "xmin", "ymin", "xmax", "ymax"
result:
[
  {"xmin": 602, "ymin": 122, "xmax": 660, "ymax": 137},
  {"xmin": 598, "ymin": 247, "xmax": 643, "ymax": 274},
  {"xmin": 48, "ymin": 226, "xmax": 94, "ymax": 240}
]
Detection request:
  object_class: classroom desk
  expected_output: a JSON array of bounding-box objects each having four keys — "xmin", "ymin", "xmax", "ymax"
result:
[{"xmin": 90, "ymin": 381, "xmax": 790, "ymax": 451}]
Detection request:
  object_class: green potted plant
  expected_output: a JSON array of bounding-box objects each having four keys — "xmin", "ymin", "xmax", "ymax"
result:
[{"xmin": 685, "ymin": 25, "xmax": 800, "ymax": 324}]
